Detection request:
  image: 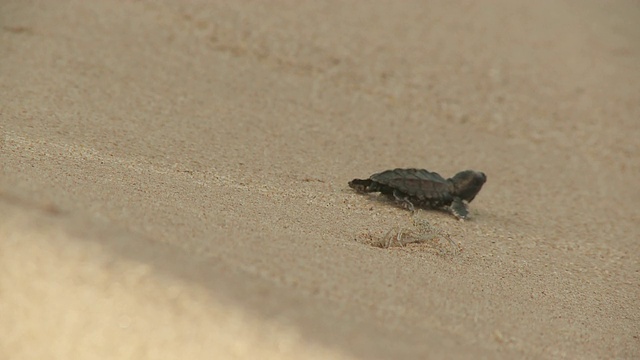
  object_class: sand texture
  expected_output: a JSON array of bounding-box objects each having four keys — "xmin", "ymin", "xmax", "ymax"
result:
[{"xmin": 1, "ymin": 1, "xmax": 639, "ymax": 359}]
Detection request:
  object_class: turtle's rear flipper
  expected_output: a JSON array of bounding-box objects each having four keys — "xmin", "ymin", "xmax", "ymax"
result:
[
  {"xmin": 348, "ymin": 178, "xmax": 374, "ymax": 192},
  {"xmin": 450, "ymin": 197, "xmax": 469, "ymax": 220}
]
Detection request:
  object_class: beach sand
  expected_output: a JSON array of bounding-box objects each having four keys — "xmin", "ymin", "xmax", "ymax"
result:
[{"xmin": 1, "ymin": 1, "xmax": 639, "ymax": 358}]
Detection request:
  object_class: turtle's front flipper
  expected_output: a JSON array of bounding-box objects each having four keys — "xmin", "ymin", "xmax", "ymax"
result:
[
  {"xmin": 450, "ymin": 197, "xmax": 469, "ymax": 220},
  {"xmin": 393, "ymin": 189, "xmax": 415, "ymax": 213}
]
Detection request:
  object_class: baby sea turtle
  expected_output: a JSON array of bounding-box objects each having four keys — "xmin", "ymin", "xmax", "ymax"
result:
[{"xmin": 349, "ymin": 168, "xmax": 486, "ymax": 220}]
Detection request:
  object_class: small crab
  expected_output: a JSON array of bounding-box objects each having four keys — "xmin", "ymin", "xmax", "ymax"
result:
[{"xmin": 349, "ymin": 168, "xmax": 486, "ymax": 220}]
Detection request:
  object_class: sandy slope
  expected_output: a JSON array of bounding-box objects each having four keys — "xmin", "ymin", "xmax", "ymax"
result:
[{"xmin": 1, "ymin": 0, "xmax": 639, "ymax": 358}]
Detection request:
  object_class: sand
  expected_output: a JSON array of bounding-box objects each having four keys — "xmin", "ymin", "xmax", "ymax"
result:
[{"xmin": 1, "ymin": 0, "xmax": 639, "ymax": 358}]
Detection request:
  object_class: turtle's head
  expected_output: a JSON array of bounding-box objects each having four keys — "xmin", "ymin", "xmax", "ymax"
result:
[{"xmin": 451, "ymin": 170, "xmax": 486, "ymax": 202}]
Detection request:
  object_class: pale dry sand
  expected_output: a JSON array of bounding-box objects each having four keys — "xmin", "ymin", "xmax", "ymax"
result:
[{"xmin": 1, "ymin": 1, "xmax": 639, "ymax": 359}]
